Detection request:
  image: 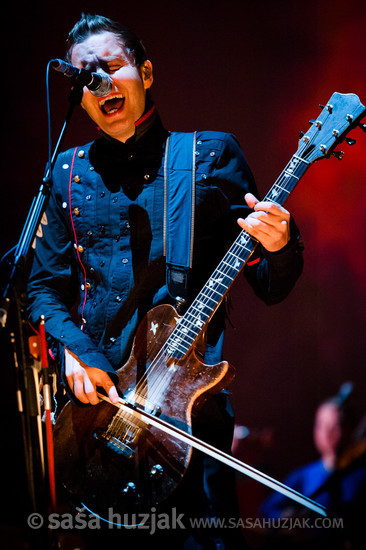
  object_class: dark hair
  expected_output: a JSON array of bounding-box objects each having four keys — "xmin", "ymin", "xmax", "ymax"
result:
[{"xmin": 66, "ymin": 13, "xmax": 148, "ymax": 67}]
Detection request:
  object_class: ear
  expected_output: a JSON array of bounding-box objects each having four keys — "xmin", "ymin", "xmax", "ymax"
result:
[{"xmin": 141, "ymin": 60, "xmax": 153, "ymax": 89}]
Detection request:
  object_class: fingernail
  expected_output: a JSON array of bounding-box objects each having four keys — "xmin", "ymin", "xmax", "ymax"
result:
[{"xmin": 109, "ymin": 386, "xmax": 119, "ymax": 403}]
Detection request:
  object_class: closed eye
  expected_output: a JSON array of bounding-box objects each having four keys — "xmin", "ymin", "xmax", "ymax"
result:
[{"xmin": 107, "ymin": 64, "xmax": 124, "ymax": 73}]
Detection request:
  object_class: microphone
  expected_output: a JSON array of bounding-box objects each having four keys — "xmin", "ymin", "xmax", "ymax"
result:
[{"xmin": 50, "ymin": 59, "xmax": 113, "ymax": 97}]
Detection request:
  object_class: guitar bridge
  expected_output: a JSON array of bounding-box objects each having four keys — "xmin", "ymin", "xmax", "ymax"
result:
[{"xmin": 93, "ymin": 428, "xmax": 134, "ymax": 459}]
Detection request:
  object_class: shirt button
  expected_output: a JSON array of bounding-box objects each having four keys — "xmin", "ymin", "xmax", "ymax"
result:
[
  {"xmin": 128, "ymin": 154, "xmax": 134, "ymax": 161},
  {"xmin": 114, "ymin": 235, "xmax": 120, "ymax": 242},
  {"xmin": 86, "ymin": 195, "xmax": 92, "ymax": 201},
  {"xmin": 100, "ymin": 260, "xmax": 105, "ymax": 267},
  {"xmin": 122, "ymin": 258, "xmax": 129, "ymax": 264},
  {"xmin": 100, "ymin": 192, "xmax": 105, "ymax": 198},
  {"xmin": 78, "ymin": 150, "xmax": 85, "ymax": 159},
  {"xmin": 210, "ymin": 151, "xmax": 216, "ymax": 157},
  {"xmin": 73, "ymin": 208, "xmax": 80, "ymax": 216},
  {"xmin": 86, "ymin": 282, "xmax": 91, "ymax": 290},
  {"xmin": 110, "ymin": 337, "xmax": 116, "ymax": 344},
  {"xmin": 74, "ymin": 175, "xmax": 81, "ymax": 183},
  {"xmin": 77, "ymin": 245, "xmax": 84, "ymax": 253},
  {"xmin": 125, "ymin": 222, "xmax": 130, "ymax": 229},
  {"xmin": 144, "ymin": 174, "xmax": 150, "ymax": 180},
  {"xmin": 112, "ymin": 197, "xmax": 118, "ymax": 203},
  {"xmin": 116, "ymin": 295, "xmax": 122, "ymax": 303}
]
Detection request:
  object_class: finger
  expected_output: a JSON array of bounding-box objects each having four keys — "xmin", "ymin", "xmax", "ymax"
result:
[
  {"xmin": 65, "ymin": 363, "xmax": 82, "ymax": 394},
  {"xmin": 100, "ymin": 376, "xmax": 119, "ymax": 404},
  {"xmin": 253, "ymin": 201, "xmax": 290, "ymax": 219},
  {"xmin": 244, "ymin": 192, "xmax": 259, "ymax": 209},
  {"xmin": 245, "ymin": 210, "xmax": 280, "ymax": 228},
  {"xmin": 83, "ymin": 375, "xmax": 100, "ymax": 405},
  {"xmin": 92, "ymin": 369, "xmax": 119, "ymax": 404},
  {"xmin": 72, "ymin": 375, "xmax": 90, "ymax": 404},
  {"xmin": 108, "ymin": 385, "xmax": 119, "ymax": 404},
  {"xmin": 238, "ymin": 217, "xmax": 273, "ymax": 239}
]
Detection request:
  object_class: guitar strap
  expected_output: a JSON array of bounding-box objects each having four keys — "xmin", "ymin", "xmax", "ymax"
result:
[{"xmin": 163, "ymin": 131, "xmax": 197, "ymax": 303}]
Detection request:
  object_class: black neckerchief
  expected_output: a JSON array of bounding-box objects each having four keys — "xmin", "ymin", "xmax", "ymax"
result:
[{"xmin": 89, "ymin": 99, "xmax": 169, "ymax": 198}]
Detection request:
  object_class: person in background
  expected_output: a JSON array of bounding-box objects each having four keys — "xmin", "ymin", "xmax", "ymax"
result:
[{"xmin": 262, "ymin": 383, "xmax": 366, "ymax": 549}]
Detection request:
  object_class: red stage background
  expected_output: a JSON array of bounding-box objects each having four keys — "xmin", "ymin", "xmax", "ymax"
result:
[{"xmin": 2, "ymin": 0, "xmax": 366, "ymax": 545}]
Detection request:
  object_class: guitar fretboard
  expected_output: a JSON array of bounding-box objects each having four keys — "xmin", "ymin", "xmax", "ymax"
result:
[{"xmin": 166, "ymin": 154, "xmax": 310, "ymax": 359}]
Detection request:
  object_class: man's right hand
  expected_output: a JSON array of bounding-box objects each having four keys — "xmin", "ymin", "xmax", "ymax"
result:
[{"xmin": 65, "ymin": 348, "xmax": 119, "ymax": 405}]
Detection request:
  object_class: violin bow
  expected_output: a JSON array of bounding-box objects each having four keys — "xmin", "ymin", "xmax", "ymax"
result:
[{"xmin": 98, "ymin": 392, "xmax": 327, "ymax": 518}]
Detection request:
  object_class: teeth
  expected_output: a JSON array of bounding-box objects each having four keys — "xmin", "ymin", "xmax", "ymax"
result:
[{"xmin": 99, "ymin": 94, "xmax": 124, "ymax": 106}]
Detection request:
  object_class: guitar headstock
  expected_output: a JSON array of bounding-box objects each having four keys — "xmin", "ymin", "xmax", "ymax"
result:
[{"xmin": 297, "ymin": 92, "xmax": 366, "ymax": 164}]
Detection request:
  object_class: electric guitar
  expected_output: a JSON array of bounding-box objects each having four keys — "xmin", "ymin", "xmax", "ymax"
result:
[{"xmin": 53, "ymin": 92, "xmax": 365, "ymax": 524}]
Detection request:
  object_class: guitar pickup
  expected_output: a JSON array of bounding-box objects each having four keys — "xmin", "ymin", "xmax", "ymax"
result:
[{"xmin": 124, "ymin": 389, "xmax": 161, "ymax": 417}]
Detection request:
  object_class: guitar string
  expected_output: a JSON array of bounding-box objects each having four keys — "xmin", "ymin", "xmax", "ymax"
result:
[{"xmin": 108, "ymin": 116, "xmax": 329, "ymax": 441}]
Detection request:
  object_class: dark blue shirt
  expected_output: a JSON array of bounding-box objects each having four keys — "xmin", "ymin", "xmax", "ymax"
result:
[{"xmin": 27, "ymin": 113, "xmax": 303, "ymax": 393}]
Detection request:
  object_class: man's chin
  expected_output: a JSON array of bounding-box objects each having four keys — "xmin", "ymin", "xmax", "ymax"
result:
[{"xmin": 99, "ymin": 120, "xmax": 136, "ymax": 143}]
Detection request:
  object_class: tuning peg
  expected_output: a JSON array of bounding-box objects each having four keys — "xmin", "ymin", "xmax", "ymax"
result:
[
  {"xmin": 309, "ymin": 119, "xmax": 322, "ymax": 129},
  {"xmin": 332, "ymin": 151, "xmax": 344, "ymax": 160},
  {"xmin": 345, "ymin": 137, "xmax": 356, "ymax": 146},
  {"xmin": 358, "ymin": 122, "xmax": 366, "ymax": 132},
  {"xmin": 319, "ymin": 103, "xmax": 333, "ymax": 113},
  {"xmin": 299, "ymin": 131, "xmax": 305, "ymax": 138}
]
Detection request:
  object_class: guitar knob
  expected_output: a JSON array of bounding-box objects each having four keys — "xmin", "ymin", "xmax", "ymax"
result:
[
  {"xmin": 149, "ymin": 464, "xmax": 164, "ymax": 480},
  {"xmin": 122, "ymin": 481, "xmax": 138, "ymax": 495}
]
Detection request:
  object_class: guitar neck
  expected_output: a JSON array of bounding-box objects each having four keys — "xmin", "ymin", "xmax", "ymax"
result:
[{"xmin": 167, "ymin": 154, "xmax": 310, "ymax": 358}]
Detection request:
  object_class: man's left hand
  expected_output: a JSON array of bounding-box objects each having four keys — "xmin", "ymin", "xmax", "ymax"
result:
[{"xmin": 237, "ymin": 192, "xmax": 290, "ymax": 252}]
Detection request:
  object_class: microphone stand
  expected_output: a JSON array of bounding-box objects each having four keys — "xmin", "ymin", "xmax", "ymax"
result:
[{"xmin": 0, "ymin": 84, "xmax": 83, "ymax": 544}]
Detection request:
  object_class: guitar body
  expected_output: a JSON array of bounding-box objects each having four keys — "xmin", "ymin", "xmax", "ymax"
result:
[{"xmin": 53, "ymin": 304, "xmax": 234, "ymax": 521}]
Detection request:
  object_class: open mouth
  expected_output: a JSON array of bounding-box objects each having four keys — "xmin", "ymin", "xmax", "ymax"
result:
[{"xmin": 99, "ymin": 93, "xmax": 125, "ymax": 115}]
